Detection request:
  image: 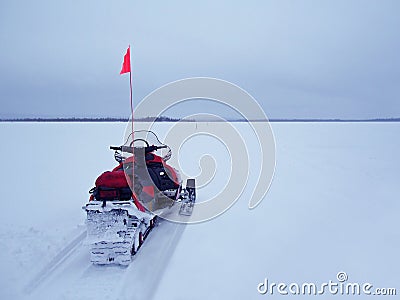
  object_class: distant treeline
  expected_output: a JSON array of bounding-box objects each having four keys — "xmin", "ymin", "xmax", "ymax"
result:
[
  {"xmin": 0, "ymin": 116, "xmax": 182, "ymax": 122},
  {"xmin": 266, "ymin": 118, "xmax": 400, "ymax": 122},
  {"xmin": 1, "ymin": 117, "xmax": 400, "ymax": 122}
]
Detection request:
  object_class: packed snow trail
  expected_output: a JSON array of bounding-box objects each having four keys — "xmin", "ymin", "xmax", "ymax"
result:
[
  {"xmin": 118, "ymin": 219, "xmax": 186, "ymax": 300},
  {"xmin": 24, "ymin": 229, "xmax": 87, "ymax": 293},
  {"xmin": 25, "ymin": 219, "xmax": 186, "ymax": 300}
]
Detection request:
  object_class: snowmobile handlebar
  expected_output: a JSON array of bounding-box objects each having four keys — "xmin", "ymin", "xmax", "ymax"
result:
[
  {"xmin": 110, "ymin": 145, "xmax": 167, "ymax": 153},
  {"xmin": 110, "ymin": 146, "xmax": 122, "ymax": 151}
]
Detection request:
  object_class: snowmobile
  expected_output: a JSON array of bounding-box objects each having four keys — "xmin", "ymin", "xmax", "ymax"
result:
[{"xmin": 82, "ymin": 130, "xmax": 196, "ymax": 265}]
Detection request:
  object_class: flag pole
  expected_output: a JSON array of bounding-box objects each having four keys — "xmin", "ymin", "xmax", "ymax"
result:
[
  {"xmin": 120, "ymin": 45, "xmax": 144, "ymax": 211},
  {"xmin": 128, "ymin": 46, "xmax": 135, "ymax": 201},
  {"xmin": 129, "ymin": 46, "xmax": 134, "ymax": 138}
]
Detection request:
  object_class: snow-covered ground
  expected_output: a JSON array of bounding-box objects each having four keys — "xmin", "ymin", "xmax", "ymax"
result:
[{"xmin": 0, "ymin": 122, "xmax": 399, "ymax": 299}]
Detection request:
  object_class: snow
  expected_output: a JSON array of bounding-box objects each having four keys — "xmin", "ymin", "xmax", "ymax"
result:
[{"xmin": 0, "ymin": 122, "xmax": 399, "ymax": 299}]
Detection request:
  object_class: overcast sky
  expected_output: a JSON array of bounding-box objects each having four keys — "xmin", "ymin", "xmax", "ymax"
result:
[{"xmin": 0, "ymin": 0, "xmax": 399, "ymax": 119}]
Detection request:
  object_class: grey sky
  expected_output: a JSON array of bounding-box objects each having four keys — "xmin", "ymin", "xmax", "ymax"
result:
[{"xmin": 0, "ymin": 0, "xmax": 399, "ymax": 119}]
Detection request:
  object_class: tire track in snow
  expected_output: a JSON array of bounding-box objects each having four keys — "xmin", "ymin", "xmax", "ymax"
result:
[
  {"xmin": 118, "ymin": 219, "xmax": 186, "ymax": 300},
  {"xmin": 24, "ymin": 229, "xmax": 87, "ymax": 294}
]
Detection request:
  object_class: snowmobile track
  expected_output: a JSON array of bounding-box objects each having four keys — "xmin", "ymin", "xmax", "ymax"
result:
[{"xmin": 24, "ymin": 229, "xmax": 87, "ymax": 294}]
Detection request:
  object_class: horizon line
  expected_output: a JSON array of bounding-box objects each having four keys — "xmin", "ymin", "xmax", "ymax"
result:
[{"xmin": 1, "ymin": 117, "xmax": 400, "ymax": 123}]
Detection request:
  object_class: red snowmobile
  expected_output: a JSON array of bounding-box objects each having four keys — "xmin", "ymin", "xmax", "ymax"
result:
[{"xmin": 83, "ymin": 130, "xmax": 196, "ymax": 265}]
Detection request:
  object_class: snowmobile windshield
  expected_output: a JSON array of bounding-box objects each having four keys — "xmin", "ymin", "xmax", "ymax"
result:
[{"xmin": 124, "ymin": 130, "xmax": 172, "ymax": 161}]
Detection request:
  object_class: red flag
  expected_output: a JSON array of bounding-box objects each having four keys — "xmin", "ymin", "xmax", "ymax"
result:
[{"xmin": 120, "ymin": 46, "xmax": 131, "ymax": 74}]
